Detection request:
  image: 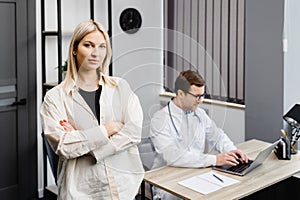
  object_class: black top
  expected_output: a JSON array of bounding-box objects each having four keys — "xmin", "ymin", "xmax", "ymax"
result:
[{"xmin": 79, "ymin": 86, "xmax": 102, "ymax": 124}]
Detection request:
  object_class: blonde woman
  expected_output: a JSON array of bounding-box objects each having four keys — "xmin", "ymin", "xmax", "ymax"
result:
[{"xmin": 41, "ymin": 20, "xmax": 144, "ymax": 200}]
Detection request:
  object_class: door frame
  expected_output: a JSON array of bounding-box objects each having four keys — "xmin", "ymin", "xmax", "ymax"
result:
[{"xmin": 16, "ymin": 0, "xmax": 37, "ymax": 198}]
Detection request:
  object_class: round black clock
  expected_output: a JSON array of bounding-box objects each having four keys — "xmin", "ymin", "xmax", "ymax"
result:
[{"xmin": 119, "ymin": 8, "xmax": 142, "ymax": 34}]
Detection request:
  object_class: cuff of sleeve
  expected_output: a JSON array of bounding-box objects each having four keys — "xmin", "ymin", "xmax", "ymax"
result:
[
  {"xmin": 82, "ymin": 125, "xmax": 109, "ymax": 150},
  {"xmin": 206, "ymin": 155, "xmax": 217, "ymax": 166},
  {"xmin": 92, "ymin": 140, "xmax": 116, "ymax": 163},
  {"xmin": 227, "ymin": 146, "xmax": 237, "ymax": 153}
]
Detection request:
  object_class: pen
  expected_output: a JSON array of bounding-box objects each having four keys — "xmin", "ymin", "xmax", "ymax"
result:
[
  {"xmin": 281, "ymin": 129, "xmax": 288, "ymax": 139},
  {"xmin": 213, "ymin": 174, "xmax": 224, "ymax": 183},
  {"xmin": 291, "ymin": 143, "xmax": 297, "ymax": 153}
]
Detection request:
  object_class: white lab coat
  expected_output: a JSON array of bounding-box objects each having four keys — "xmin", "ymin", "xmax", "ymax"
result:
[
  {"xmin": 150, "ymin": 100, "xmax": 236, "ymax": 200},
  {"xmin": 40, "ymin": 77, "xmax": 144, "ymax": 200}
]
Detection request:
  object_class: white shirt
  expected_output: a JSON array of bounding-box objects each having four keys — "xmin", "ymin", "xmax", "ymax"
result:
[
  {"xmin": 150, "ymin": 100, "xmax": 237, "ymax": 169},
  {"xmin": 40, "ymin": 77, "xmax": 144, "ymax": 200}
]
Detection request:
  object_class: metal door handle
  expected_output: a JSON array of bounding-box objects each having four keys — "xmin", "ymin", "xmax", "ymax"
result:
[{"xmin": 10, "ymin": 98, "xmax": 27, "ymax": 106}]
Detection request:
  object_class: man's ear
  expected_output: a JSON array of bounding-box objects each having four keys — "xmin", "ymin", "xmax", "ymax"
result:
[{"xmin": 177, "ymin": 89, "xmax": 185, "ymax": 98}]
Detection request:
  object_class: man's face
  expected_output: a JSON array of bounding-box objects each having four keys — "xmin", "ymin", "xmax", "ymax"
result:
[{"xmin": 181, "ymin": 85, "xmax": 205, "ymax": 111}]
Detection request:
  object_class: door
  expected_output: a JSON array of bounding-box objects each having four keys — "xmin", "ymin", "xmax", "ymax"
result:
[{"xmin": 0, "ymin": 0, "xmax": 37, "ymax": 199}]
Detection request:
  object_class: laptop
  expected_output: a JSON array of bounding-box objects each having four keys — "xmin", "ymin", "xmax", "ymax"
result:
[{"xmin": 212, "ymin": 141, "xmax": 278, "ymax": 176}]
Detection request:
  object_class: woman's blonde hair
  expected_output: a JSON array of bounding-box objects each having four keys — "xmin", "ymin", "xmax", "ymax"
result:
[{"xmin": 63, "ymin": 20, "xmax": 117, "ymax": 89}]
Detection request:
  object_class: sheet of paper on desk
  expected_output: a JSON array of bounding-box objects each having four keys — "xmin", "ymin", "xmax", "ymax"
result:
[{"xmin": 178, "ymin": 171, "xmax": 240, "ymax": 195}]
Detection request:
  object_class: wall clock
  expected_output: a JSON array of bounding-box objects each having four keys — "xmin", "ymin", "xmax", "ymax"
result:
[{"xmin": 119, "ymin": 8, "xmax": 142, "ymax": 34}]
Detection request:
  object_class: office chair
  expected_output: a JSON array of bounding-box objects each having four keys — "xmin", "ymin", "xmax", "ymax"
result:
[
  {"xmin": 42, "ymin": 132, "xmax": 59, "ymax": 185},
  {"xmin": 138, "ymin": 137, "xmax": 156, "ymax": 199}
]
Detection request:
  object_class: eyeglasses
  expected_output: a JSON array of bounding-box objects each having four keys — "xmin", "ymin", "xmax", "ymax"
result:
[{"xmin": 186, "ymin": 91, "xmax": 206, "ymax": 101}]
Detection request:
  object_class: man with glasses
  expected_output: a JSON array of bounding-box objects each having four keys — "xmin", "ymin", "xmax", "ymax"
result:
[{"xmin": 150, "ymin": 70, "xmax": 248, "ymax": 200}]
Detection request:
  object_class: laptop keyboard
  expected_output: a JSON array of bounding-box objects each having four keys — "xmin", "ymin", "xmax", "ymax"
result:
[{"xmin": 227, "ymin": 160, "xmax": 254, "ymax": 173}]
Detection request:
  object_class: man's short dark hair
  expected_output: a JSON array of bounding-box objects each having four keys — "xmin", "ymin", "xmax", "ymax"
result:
[{"xmin": 174, "ymin": 70, "xmax": 205, "ymax": 94}]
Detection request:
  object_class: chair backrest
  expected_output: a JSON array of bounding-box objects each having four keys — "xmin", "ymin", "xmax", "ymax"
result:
[
  {"xmin": 41, "ymin": 132, "xmax": 59, "ymax": 185},
  {"xmin": 138, "ymin": 137, "xmax": 157, "ymax": 171}
]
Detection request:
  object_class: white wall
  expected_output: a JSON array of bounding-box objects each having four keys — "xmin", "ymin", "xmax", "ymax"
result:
[
  {"xmin": 284, "ymin": 0, "xmax": 300, "ymax": 114},
  {"xmin": 111, "ymin": 0, "xmax": 164, "ymax": 139}
]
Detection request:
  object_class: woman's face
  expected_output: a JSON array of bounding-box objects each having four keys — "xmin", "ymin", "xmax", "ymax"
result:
[{"xmin": 75, "ymin": 30, "xmax": 107, "ymax": 72}]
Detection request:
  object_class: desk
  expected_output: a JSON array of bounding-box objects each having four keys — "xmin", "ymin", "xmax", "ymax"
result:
[{"xmin": 143, "ymin": 139, "xmax": 300, "ymax": 200}]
